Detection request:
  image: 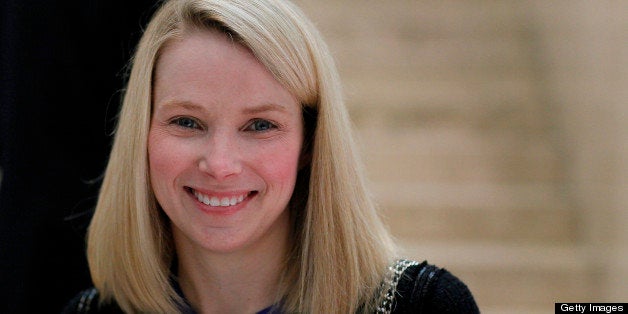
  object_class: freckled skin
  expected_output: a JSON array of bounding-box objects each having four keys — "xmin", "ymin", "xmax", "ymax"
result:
[{"xmin": 148, "ymin": 29, "xmax": 303, "ymax": 255}]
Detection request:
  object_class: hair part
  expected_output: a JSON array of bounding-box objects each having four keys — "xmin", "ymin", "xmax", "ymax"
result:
[{"xmin": 87, "ymin": 0, "xmax": 396, "ymax": 312}]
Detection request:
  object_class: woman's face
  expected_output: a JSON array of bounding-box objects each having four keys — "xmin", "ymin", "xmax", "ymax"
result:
[{"xmin": 148, "ymin": 29, "xmax": 303, "ymax": 254}]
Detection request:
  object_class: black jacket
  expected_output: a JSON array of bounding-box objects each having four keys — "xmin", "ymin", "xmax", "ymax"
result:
[{"xmin": 62, "ymin": 261, "xmax": 479, "ymax": 313}]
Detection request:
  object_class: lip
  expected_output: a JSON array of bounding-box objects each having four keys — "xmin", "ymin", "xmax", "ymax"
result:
[{"xmin": 185, "ymin": 187, "xmax": 256, "ymax": 215}]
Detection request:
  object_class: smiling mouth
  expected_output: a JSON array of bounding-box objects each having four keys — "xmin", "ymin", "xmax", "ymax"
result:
[{"xmin": 188, "ymin": 188, "xmax": 254, "ymax": 207}]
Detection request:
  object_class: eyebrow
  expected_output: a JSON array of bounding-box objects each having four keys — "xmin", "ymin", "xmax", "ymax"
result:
[
  {"xmin": 242, "ymin": 103, "xmax": 289, "ymax": 115},
  {"xmin": 158, "ymin": 100, "xmax": 205, "ymax": 112},
  {"xmin": 157, "ymin": 101, "xmax": 290, "ymax": 115}
]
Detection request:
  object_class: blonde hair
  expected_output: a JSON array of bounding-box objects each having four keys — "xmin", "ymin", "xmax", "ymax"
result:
[{"xmin": 87, "ymin": 0, "xmax": 396, "ymax": 312}]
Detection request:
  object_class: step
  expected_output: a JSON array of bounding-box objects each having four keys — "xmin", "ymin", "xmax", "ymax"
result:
[
  {"xmin": 399, "ymin": 241, "xmax": 591, "ymax": 311},
  {"xmin": 363, "ymin": 152, "xmax": 562, "ymax": 182},
  {"xmin": 296, "ymin": 0, "xmax": 525, "ymax": 39},
  {"xmin": 371, "ymin": 181, "xmax": 569, "ymax": 214},
  {"xmin": 335, "ymin": 36, "xmax": 534, "ymax": 74},
  {"xmin": 344, "ymin": 76, "xmax": 538, "ymax": 113},
  {"xmin": 355, "ymin": 128, "xmax": 561, "ymax": 182},
  {"xmin": 372, "ymin": 181, "xmax": 574, "ymax": 243},
  {"xmin": 383, "ymin": 205, "xmax": 576, "ymax": 244}
]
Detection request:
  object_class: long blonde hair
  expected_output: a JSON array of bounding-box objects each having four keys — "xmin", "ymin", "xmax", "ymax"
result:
[{"xmin": 87, "ymin": 0, "xmax": 396, "ymax": 312}]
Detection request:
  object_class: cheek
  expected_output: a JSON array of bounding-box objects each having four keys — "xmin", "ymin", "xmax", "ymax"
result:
[
  {"xmin": 256, "ymin": 138, "xmax": 302, "ymax": 189},
  {"xmin": 148, "ymin": 131, "xmax": 187, "ymax": 192}
]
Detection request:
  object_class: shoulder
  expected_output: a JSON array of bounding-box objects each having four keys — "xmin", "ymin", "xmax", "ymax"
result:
[
  {"xmin": 61, "ymin": 288, "xmax": 123, "ymax": 314},
  {"xmin": 392, "ymin": 260, "xmax": 479, "ymax": 314}
]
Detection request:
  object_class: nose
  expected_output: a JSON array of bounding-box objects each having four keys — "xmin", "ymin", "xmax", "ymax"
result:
[{"xmin": 198, "ymin": 132, "xmax": 242, "ymax": 180}]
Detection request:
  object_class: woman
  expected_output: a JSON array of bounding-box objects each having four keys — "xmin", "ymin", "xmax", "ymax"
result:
[{"xmin": 64, "ymin": 0, "xmax": 478, "ymax": 313}]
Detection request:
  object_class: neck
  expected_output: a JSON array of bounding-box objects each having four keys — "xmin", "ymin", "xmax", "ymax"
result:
[{"xmin": 174, "ymin": 215, "xmax": 291, "ymax": 313}]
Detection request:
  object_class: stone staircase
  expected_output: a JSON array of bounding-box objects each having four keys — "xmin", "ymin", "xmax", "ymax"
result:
[{"xmin": 294, "ymin": 0, "xmax": 594, "ymax": 312}]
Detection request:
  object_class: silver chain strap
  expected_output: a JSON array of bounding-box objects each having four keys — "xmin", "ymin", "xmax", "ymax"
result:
[{"xmin": 376, "ymin": 259, "xmax": 420, "ymax": 314}]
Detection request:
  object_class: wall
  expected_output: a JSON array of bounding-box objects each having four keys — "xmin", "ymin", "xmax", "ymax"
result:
[{"xmin": 295, "ymin": 1, "xmax": 627, "ymax": 312}]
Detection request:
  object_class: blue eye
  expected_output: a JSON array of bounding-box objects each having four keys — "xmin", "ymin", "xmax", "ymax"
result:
[
  {"xmin": 173, "ymin": 117, "xmax": 199, "ymax": 129},
  {"xmin": 248, "ymin": 119, "xmax": 276, "ymax": 132}
]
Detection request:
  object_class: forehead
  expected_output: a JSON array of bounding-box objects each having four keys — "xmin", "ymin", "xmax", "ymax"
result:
[
  {"xmin": 154, "ymin": 28, "xmax": 259, "ymax": 88},
  {"xmin": 153, "ymin": 28, "xmax": 298, "ymax": 112}
]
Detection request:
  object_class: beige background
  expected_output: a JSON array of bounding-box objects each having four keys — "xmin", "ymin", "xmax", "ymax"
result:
[{"xmin": 294, "ymin": 1, "xmax": 627, "ymax": 313}]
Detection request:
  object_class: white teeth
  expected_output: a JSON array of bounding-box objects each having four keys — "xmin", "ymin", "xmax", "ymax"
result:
[
  {"xmin": 220, "ymin": 197, "xmax": 230, "ymax": 206},
  {"xmin": 209, "ymin": 197, "xmax": 220, "ymax": 207},
  {"xmin": 193, "ymin": 189, "xmax": 249, "ymax": 207}
]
